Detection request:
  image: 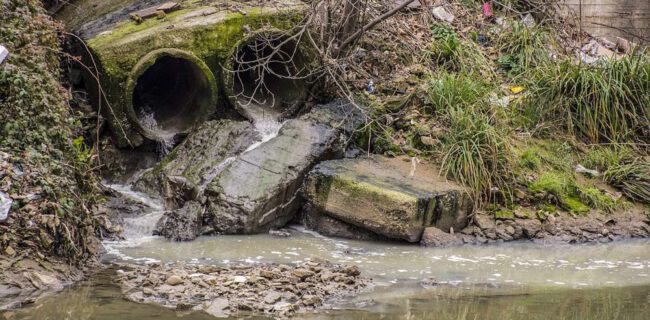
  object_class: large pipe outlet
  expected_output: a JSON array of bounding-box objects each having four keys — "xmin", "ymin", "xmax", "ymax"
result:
[
  {"xmin": 224, "ymin": 30, "xmax": 310, "ymax": 122},
  {"xmin": 126, "ymin": 49, "xmax": 218, "ymax": 141}
]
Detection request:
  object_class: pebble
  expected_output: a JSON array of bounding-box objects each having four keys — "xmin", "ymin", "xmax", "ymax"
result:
[
  {"xmin": 116, "ymin": 260, "xmax": 369, "ymax": 318},
  {"xmin": 166, "ymin": 275, "xmax": 183, "ymax": 285}
]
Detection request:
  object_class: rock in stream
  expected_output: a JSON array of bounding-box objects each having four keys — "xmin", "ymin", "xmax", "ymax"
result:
[{"xmin": 301, "ymin": 156, "xmax": 473, "ymax": 242}]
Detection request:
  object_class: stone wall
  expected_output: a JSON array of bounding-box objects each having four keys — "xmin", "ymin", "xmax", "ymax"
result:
[{"xmin": 562, "ymin": 0, "xmax": 649, "ymax": 43}]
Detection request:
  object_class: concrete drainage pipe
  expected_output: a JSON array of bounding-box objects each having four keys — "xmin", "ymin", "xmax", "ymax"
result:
[
  {"xmin": 223, "ymin": 30, "xmax": 310, "ymax": 122},
  {"xmin": 126, "ymin": 49, "xmax": 218, "ymax": 141}
]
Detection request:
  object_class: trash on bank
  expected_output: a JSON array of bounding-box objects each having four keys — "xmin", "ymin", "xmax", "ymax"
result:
[
  {"xmin": 432, "ymin": 6, "xmax": 454, "ymax": 23},
  {"xmin": 0, "ymin": 191, "xmax": 12, "ymax": 222},
  {"xmin": 0, "ymin": 45, "xmax": 8, "ymax": 65}
]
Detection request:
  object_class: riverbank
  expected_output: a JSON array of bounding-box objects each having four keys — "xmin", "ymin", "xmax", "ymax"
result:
[{"xmin": 0, "ymin": 0, "xmax": 105, "ymax": 310}]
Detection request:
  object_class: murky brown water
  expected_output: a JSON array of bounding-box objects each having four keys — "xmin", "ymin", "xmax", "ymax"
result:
[
  {"xmin": 3, "ymin": 228, "xmax": 650, "ymax": 319},
  {"xmin": 2, "ymin": 269, "xmax": 649, "ymax": 320}
]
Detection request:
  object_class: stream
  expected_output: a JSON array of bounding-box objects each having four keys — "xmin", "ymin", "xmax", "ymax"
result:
[
  {"xmin": 3, "ymin": 220, "xmax": 650, "ymax": 320},
  {"xmin": 3, "ymin": 112, "xmax": 650, "ymax": 319}
]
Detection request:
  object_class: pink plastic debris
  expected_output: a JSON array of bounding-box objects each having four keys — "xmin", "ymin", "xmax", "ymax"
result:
[{"xmin": 482, "ymin": 2, "xmax": 492, "ymax": 17}]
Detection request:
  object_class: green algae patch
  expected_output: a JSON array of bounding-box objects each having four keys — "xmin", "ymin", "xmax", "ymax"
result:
[
  {"xmin": 330, "ymin": 176, "xmax": 419, "ymax": 205},
  {"xmin": 563, "ymin": 196, "xmax": 590, "ymax": 215},
  {"xmin": 495, "ymin": 209, "xmax": 515, "ymax": 220}
]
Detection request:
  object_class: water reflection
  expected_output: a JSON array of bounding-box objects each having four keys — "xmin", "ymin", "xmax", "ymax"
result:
[{"xmin": 3, "ymin": 270, "xmax": 649, "ymax": 320}]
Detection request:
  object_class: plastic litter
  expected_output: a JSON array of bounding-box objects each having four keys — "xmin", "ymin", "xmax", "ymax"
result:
[
  {"xmin": 522, "ymin": 13, "xmax": 535, "ymax": 28},
  {"xmin": 482, "ymin": 2, "xmax": 492, "ymax": 18},
  {"xmin": 510, "ymin": 86, "xmax": 524, "ymax": 94},
  {"xmin": 0, "ymin": 191, "xmax": 11, "ymax": 222},
  {"xmin": 575, "ymin": 164, "xmax": 599, "ymax": 177},
  {"xmin": 431, "ymin": 6, "xmax": 454, "ymax": 23},
  {"xmin": 367, "ymin": 80, "xmax": 375, "ymax": 94},
  {"xmin": 0, "ymin": 45, "xmax": 8, "ymax": 65}
]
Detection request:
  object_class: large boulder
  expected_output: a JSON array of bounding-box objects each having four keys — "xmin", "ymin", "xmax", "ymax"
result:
[
  {"xmin": 302, "ymin": 156, "xmax": 472, "ymax": 242},
  {"xmin": 203, "ymin": 102, "xmax": 362, "ymax": 234},
  {"xmin": 154, "ymin": 201, "xmax": 203, "ymax": 241},
  {"xmin": 134, "ymin": 120, "xmax": 259, "ymax": 203}
]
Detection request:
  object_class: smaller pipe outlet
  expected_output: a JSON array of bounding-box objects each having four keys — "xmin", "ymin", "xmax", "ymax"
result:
[
  {"xmin": 127, "ymin": 49, "xmax": 217, "ymax": 141},
  {"xmin": 224, "ymin": 30, "xmax": 310, "ymax": 122}
]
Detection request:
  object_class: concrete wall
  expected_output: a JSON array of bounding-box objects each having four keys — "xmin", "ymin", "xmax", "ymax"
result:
[{"xmin": 562, "ymin": 0, "xmax": 649, "ymax": 43}]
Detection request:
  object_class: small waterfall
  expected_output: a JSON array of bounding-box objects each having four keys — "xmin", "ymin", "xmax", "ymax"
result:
[
  {"xmin": 104, "ymin": 108, "xmax": 286, "ymax": 260},
  {"xmin": 104, "ymin": 183, "xmax": 165, "ymax": 240},
  {"xmin": 139, "ymin": 109, "xmax": 175, "ymax": 157}
]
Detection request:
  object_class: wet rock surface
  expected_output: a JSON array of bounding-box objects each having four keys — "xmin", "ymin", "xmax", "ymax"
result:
[
  {"xmin": 300, "ymin": 203, "xmax": 388, "ymax": 241},
  {"xmin": 301, "ymin": 156, "xmax": 473, "ymax": 242},
  {"xmin": 204, "ymin": 102, "xmax": 361, "ymax": 234},
  {"xmin": 154, "ymin": 201, "xmax": 203, "ymax": 241},
  {"xmin": 420, "ymin": 227, "xmax": 463, "ymax": 247},
  {"xmin": 116, "ymin": 259, "xmax": 370, "ymax": 318},
  {"xmin": 134, "ymin": 120, "xmax": 259, "ymax": 202}
]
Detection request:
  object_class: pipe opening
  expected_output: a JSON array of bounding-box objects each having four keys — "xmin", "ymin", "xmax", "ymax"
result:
[
  {"xmin": 228, "ymin": 33, "xmax": 309, "ymax": 121},
  {"xmin": 132, "ymin": 55, "xmax": 214, "ymax": 140}
]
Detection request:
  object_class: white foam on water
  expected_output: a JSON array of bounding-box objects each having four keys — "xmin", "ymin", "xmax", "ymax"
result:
[{"xmin": 102, "ymin": 183, "xmax": 166, "ymax": 262}]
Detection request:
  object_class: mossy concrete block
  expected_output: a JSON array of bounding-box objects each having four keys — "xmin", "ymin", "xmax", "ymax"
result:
[{"xmin": 302, "ymin": 156, "xmax": 473, "ymax": 242}]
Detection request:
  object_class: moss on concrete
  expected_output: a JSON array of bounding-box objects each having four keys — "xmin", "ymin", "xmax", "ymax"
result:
[{"xmin": 76, "ymin": 2, "xmax": 304, "ymax": 146}]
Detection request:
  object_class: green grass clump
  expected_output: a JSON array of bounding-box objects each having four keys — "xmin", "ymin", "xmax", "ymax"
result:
[
  {"xmin": 440, "ymin": 106, "xmax": 513, "ymax": 204},
  {"xmin": 523, "ymin": 55, "xmax": 650, "ymax": 143},
  {"xmin": 604, "ymin": 160, "xmax": 650, "ymax": 204},
  {"xmin": 429, "ymin": 25, "xmax": 492, "ymax": 76},
  {"xmin": 496, "ymin": 21, "xmax": 552, "ymax": 76},
  {"xmin": 529, "ymin": 171, "xmax": 574, "ymax": 196},
  {"xmin": 519, "ymin": 147, "xmax": 542, "ymax": 170},
  {"xmin": 582, "ymin": 145, "xmax": 634, "ymax": 172},
  {"xmin": 563, "ymin": 196, "xmax": 591, "ymax": 214},
  {"xmin": 425, "ymin": 71, "xmax": 494, "ymax": 112},
  {"xmin": 578, "ymin": 186, "xmax": 618, "ymax": 213}
]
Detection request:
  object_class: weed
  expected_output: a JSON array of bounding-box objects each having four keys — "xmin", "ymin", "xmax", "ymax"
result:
[
  {"xmin": 523, "ymin": 55, "xmax": 650, "ymax": 142},
  {"xmin": 582, "ymin": 145, "xmax": 634, "ymax": 171},
  {"xmin": 496, "ymin": 21, "xmax": 552, "ymax": 76},
  {"xmin": 425, "ymin": 71, "xmax": 494, "ymax": 113},
  {"xmin": 604, "ymin": 160, "xmax": 650, "ymax": 204},
  {"xmin": 528, "ymin": 171, "xmax": 591, "ymax": 214},
  {"xmin": 529, "ymin": 171, "xmax": 574, "ymax": 196},
  {"xmin": 578, "ymin": 186, "xmax": 618, "ymax": 213},
  {"xmin": 519, "ymin": 147, "xmax": 542, "ymax": 170},
  {"xmin": 440, "ymin": 106, "xmax": 513, "ymax": 204},
  {"xmin": 429, "ymin": 25, "xmax": 492, "ymax": 76}
]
